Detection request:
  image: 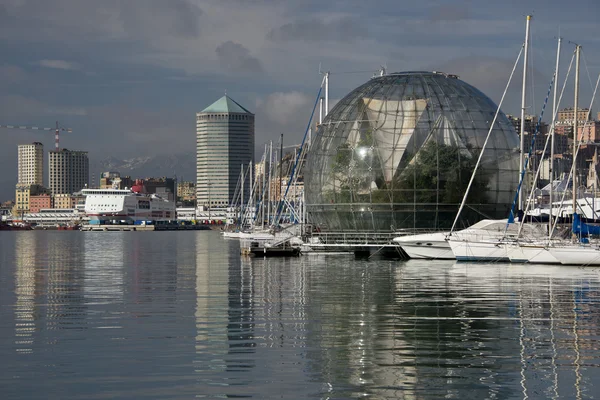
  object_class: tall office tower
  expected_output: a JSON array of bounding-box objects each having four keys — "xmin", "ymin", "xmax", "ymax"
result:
[
  {"xmin": 196, "ymin": 95, "xmax": 254, "ymax": 209},
  {"xmin": 17, "ymin": 142, "xmax": 44, "ymax": 185},
  {"xmin": 49, "ymin": 149, "xmax": 89, "ymax": 195}
]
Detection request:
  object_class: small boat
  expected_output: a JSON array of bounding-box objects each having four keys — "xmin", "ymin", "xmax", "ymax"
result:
[{"xmin": 393, "ymin": 232, "xmax": 453, "ymax": 259}]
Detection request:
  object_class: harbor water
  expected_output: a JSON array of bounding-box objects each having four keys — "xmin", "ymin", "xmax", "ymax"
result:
[{"xmin": 1, "ymin": 231, "xmax": 600, "ymax": 399}]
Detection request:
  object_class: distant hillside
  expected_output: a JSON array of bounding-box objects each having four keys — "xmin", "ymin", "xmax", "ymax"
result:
[{"xmin": 96, "ymin": 153, "xmax": 196, "ymax": 182}]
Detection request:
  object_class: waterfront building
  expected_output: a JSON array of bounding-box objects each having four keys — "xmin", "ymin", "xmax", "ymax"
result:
[
  {"xmin": 176, "ymin": 207, "xmax": 196, "ymax": 221},
  {"xmin": 23, "ymin": 208, "xmax": 85, "ymax": 227},
  {"xmin": 49, "ymin": 149, "xmax": 89, "ymax": 195},
  {"xmin": 29, "ymin": 193, "xmax": 52, "ymax": 213},
  {"xmin": 143, "ymin": 177, "xmax": 177, "ymax": 202},
  {"xmin": 100, "ymin": 172, "xmax": 134, "ymax": 190},
  {"xmin": 18, "ymin": 142, "xmax": 44, "ymax": 186},
  {"xmin": 196, "ymin": 95, "xmax": 254, "ymax": 212},
  {"xmin": 557, "ymin": 107, "xmax": 592, "ymax": 123},
  {"xmin": 53, "ymin": 193, "xmax": 77, "ymax": 209},
  {"xmin": 304, "ymin": 71, "xmax": 520, "ymax": 232},
  {"xmin": 14, "ymin": 184, "xmax": 49, "ymax": 216},
  {"xmin": 177, "ymin": 181, "xmax": 196, "ymax": 205}
]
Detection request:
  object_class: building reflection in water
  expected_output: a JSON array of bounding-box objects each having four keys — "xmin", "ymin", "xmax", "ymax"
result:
[
  {"xmin": 13, "ymin": 232, "xmax": 44, "ymax": 354},
  {"xmin": 83, "ymin": 232, "xmax": 125, "ymax": 308},
  {"xmin": 13, "ymin": 232, "xmax": 88, "ymax": 354},
  {"xmin": 195, "ymin": 234, "xmax": 313, "ymax": 397}
]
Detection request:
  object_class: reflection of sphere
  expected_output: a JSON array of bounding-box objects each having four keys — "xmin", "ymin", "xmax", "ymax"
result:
[{"xmin": 304, "ymin": 71, "xmax": 519, "ymax": 232}]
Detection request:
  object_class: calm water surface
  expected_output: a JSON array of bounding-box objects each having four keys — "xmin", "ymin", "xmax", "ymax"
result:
[{"xmin": 1, "ymin": 231, "xmax": 600, "ymax": 399}]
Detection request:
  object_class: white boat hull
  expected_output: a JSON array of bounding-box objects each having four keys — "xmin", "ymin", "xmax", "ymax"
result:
[
  {"xmin": 504, "ymin": 243, "xmax": 560, "ymax": 264},
  {"xmin": 548, "ymin": 245, "xmax": 600, "ymax": 265},
  {"xmin": 393, "ymin": 232, "xmax": 454, "ymax": 260},
  {"xmin": 449, "ymin": 239, "xmax": 509, "ymax": 262}
]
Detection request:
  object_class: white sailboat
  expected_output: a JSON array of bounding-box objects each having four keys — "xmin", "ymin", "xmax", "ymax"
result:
[
  {"xmin": 506, "ymin": 36, "xmax": 566, "ymax": 264},
  {"xmin": 544, "ymin": 45, "xmax": 600, "ymax": 265},
  {"xmin": 447, "ymin": 16, "xmax": 532, "ymax": 262}
]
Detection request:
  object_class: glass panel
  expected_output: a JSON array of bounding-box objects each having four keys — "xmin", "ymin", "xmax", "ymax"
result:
[{"xmin": 305, "ymin": 71, "xmax": 520, "ymax": 232}]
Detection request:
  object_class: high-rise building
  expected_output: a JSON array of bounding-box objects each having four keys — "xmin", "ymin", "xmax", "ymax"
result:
[
  {"xmin": 196, "ymin": 95, "xmax": 254, "ymax": 209},
  {"xmin": 17, "ymin": 142, "xmax": 44, "ymax": 185},
  {"xmin": 49, "ymin": 149, "xmax": 89, "ymax": 195}
]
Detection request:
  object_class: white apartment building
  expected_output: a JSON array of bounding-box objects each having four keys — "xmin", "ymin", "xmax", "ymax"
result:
[{"xmin": 17, "ymin": 142, "xmax": 44, "ymax": 185}]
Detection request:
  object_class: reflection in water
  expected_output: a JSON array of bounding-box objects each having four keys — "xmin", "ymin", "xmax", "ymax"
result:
[
  {"xmin": 83, "ymin": 232, "xmax": 125, "ymax": 305},
  {"xmin": 2, "ymin": 232, "xmax": 600, "ymax": 399},
  {"xmin": 13, "ymin": 232, "xmax": 42, "ymax": 354}
]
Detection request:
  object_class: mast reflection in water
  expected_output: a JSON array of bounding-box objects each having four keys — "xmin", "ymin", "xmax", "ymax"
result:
[{"xmin": 1, "ymin": 231, "xmax": 600, "ymax": 399}]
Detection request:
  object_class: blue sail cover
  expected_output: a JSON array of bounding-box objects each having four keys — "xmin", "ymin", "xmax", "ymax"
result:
[{"xmin": 573, "ymin": 213, "xmax": 600, "ymax": 236}]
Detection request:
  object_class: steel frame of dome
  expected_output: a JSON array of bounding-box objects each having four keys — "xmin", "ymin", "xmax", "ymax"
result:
[{"xmin": 304, "ymin": 71, "xmax": 520, "ymax": 232}]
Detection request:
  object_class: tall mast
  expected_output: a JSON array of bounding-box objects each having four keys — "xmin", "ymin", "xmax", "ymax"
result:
[
  {"xmin": 240, "ymin": 164, "xmax": 244, "ymax": 225},
  {"xmin": 267, "ymin": 141, "xmax": 273, "ymax": 226},
  {"xmin": 279, "ymin": 133, "xmax": 283, "ymax": 206},
  {"xmin": 325, "ymin": 72, "xmax": 329, "ymax": 117},
  {"xmin": 519, "ymin": 15, "xmax": 532, "ymax": 211},
  {"xmin": 572, "ymin": 44, "xmax": 581, "ymax": 217},
  {"xmin": 249, "ymin": 158, "xmax": 253, "ymax": 220},
  {"xmin": 319, "ymin": 97, "xmax": 323, "ymax": 124},
  {"xmin": 549, "ymin": 36, "xmax": 561, "ymax": 236}
]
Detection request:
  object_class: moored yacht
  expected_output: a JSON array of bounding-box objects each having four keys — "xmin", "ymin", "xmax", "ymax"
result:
[{"xmin": 393, "ymin": 232, "xmax": 453, "ymax": 260}]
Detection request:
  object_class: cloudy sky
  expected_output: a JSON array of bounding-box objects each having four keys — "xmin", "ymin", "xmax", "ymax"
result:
[{"xmin": 1, "ymin": 0, "xmax": 599, "ymax": 200}]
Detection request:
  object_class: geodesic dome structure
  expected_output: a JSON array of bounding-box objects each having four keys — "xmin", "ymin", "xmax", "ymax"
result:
[{"xmin": 304, "ymin": 71, "xmax": 520, "ymax": 232}]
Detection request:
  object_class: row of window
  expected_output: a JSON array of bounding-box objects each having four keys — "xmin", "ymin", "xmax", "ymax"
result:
[{"xmin": 197, "ymin": 114, "xmax": 253, "ymax": 121}]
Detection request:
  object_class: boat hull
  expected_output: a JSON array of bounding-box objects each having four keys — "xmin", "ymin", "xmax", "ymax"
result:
[
  {"xmin": 393, "ymin": 232, "xmax": 454, "ymax": 260},
  {"xmin": 505, "ymin": 243, "xmax": 560, "ymax": 264},
  {"xmin": 449, "ymin": 239, "xmax": 509, "ymax": 262},
  {"xmin": 548, "ymin": 246, "xmax": 600, "ymax": 265}
]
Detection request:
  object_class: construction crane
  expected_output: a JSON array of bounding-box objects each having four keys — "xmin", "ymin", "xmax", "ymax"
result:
[{"xmin": 0, "ymin": 121, "xmax": 72, "ymax": 151}]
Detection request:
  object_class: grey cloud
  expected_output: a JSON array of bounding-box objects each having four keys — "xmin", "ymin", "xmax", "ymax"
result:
[
  {"xmin": 0, "ymin": 64, "xmax": 27, "ymax": 85},
  {"xmin": 37, "ymin": 59, "xmax": 80, "ymax": 70},
  {"xmin": 428, "ymin": 3, "xmax": 471, "ymax": 22},
  {"xmin": 1, "ymin": 0, "xmax": 202, "ymax": 43},
  {"xmin": 0, "ymin": 95, "xmax": 86, "ymax": 118},
  {"xmin": 267, "ymin": 16, "xmax": 368, "ymax": 43},
  {"xmin": 119, "ymin": 0, "xmax": 202, "ymax": 40},
  {"xmin": 215, "ymin": 41, "xmax": 264, "ymax": 75}
]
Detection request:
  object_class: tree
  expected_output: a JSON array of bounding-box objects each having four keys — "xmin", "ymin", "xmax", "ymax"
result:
[{"xmin": 393, "ymin": 141, "xmax": 489, "ymax": 205}]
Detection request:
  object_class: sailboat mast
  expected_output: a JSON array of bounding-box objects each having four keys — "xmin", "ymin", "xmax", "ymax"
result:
[
  {"xmin": 240, "ymin": 164, "xmax": 244, "ymax": 225},
  {"xmin": 267, "ymin": 141, "xmax": 273, "ymax": 226},
  {"xmin": 573, "ymin": 44, "xmax": 581, "ymax": 217},
  {"xmin": 549, "ymin": 36, "xmax": 561, "ymax": 236},
  {"xmin": 519, "ymin": 15, "xmax": 532, "ymax": 211}
]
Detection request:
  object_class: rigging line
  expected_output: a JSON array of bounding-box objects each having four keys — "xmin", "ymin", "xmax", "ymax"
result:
[
  {"xmin": 581, "ymin": 50, "xmax": 595, "ymax": 93},
  {"xmin": 530, "ymin": 28, "xmax": 536, "ymax": 119},
  {"xmin": 522, "ymin": 51, "xmax": 575, "ymax": 239},
  {"xmin": 274, "ymin": 84, "xmax": 323, "ymax": 227},
  {"xmin": 449, "ymin": 44, "xmax": 524, "ymax": 234},
  {"xmin": 508, "ymin": 72, "xmax": 554, "ymax": 234},
  {"xmin": 548, "ymin": 49, "xmax": 576, "ymax": 236},
  {"xmin": 518, "ymin": 75, "xmax": 557, "ymax": 238},
  {"xmin": 550, "ymin": 58, "xmax": 600, "ymax": 237}
]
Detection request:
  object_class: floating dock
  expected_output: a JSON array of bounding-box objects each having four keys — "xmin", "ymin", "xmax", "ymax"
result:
[{"xmin": 81, "ymin": 224, "xmax": 211, "ymax": 232}]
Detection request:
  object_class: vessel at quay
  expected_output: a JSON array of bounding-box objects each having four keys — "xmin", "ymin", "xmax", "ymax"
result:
[{"xmin": 82, "ymin": 182, "xmax": 175, "ymax": 224}]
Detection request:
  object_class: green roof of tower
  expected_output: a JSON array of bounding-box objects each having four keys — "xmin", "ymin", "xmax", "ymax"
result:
[{"xmin": 201, "ymin": 95, "xmax": 252, "ymax": 114}]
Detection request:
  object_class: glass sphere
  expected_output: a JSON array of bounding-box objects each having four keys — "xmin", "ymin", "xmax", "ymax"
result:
[{"xmin": 304, "ymin": 71, "xmax": 520, "ymax": 232}]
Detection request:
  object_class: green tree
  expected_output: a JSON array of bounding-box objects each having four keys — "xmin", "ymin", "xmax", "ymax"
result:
[{"xmin": 393, "ymin": 141, "xmax": 489, "ymax": 204}]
